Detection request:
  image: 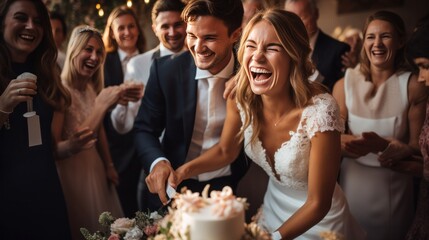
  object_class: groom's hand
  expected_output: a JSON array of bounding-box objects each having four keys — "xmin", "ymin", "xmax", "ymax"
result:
[
  {"xmin": 145, "ymin": 160, "xmax": 174, "ymax": 205},
  {"xmin": 223, "ymin": 75, "xmax": 238, "ymax": 99}
]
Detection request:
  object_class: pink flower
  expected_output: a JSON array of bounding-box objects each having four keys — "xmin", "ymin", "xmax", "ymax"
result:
[
  {"xmin": 144, "ymin": 224, "xmax": 159, "ymax": 236},
  {"xmin": 108, "ymin": 233, "xmax": 120, "ymax": 240}
]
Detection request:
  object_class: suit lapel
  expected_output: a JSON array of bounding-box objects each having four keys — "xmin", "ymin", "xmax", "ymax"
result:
[
  {"xmin": 181, "ymin": 54, "xmax": 197, "ymax": 151},
  {"xmin": 151, "ymin": 45, "xmax": 161, "ymax": 60},
  {"xmin": 311, "ymin": 33, "xmax": 321, "ymax": 65},
  {"xmin": 105, "ymin": 52, "xmax": 124, "ymax": 86},
  {"xmin": 114, "ymin": 52, "xmax": 124, "ymax": 84}
]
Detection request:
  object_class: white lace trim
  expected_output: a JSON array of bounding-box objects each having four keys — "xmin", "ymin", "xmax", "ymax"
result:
[{"xmin": 239, "ymin": 93, "xmax": 344, "ymax": 189}]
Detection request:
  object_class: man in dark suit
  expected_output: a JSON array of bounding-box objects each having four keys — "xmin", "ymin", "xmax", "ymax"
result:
[
  {"xmin": 135, "ymin": 0, "xmax": 248, "ymax": 210},
  {"xmin": 285, "ymin": 0, "xmax": 350, "ymax": 91}
]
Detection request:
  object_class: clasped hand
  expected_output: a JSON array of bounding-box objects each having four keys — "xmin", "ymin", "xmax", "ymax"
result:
[
  {"xmin": 68, "ymin": 127, "xmax": 97, "ymax": 154},
  {"xmin": 118, "ymin": 81, "xmax": 144, "ymax": 105},
  {"xmin": 343, "ymin": 132, "xmax": 413, "ymax": 167},
  {"xmin": 94, "ymin": 86, "xmax": 124, "ymax": 110},
  {"xmin": 343, "ymin": 131, "xmax": 389, "ymax": 157}
]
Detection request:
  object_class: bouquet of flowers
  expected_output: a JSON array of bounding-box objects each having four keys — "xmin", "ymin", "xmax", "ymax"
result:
[
  {"xmin": 80, "ymin": 211, "xmax": 169, "ymax": 240},
  {"xmin": 81, "ymin": 186, "xmax": 271, "ymax": 240},
  {"xmin": 81, "ymin": 210, "xmax": 271, "ymax": 240}
]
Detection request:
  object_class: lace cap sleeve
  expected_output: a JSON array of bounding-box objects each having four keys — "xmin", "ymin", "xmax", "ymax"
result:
[{"xmin": 304, "ymin": 93, "xmax": 345, "ymax": 139}]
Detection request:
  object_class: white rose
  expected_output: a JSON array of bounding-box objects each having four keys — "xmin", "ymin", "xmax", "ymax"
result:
[
  {"xmin": 149, "ymin": 211, "xmax": 163, "ymax": 221},
  {"xmin": 124, "ymin": 226, "xmax": 143, "ymax": 240},
  {"xmin": 110, "ymin": 218, "xmax": 135, "ymax": 234}
]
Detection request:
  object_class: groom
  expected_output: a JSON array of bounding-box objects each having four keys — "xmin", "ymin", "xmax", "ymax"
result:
[{"xmin": 134, "ymin": 0, "xmax": 248, "ymax": 210}]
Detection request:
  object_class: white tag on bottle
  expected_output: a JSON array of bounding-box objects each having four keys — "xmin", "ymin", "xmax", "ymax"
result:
[{"xmin": 26, "ymin": 113, "xmax": 42, "ymax": 147}]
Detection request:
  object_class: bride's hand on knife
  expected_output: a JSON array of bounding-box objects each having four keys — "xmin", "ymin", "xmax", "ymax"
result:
[{"xmin": 168, "ymin": 166, "xmax": 187, "ymax": 189}]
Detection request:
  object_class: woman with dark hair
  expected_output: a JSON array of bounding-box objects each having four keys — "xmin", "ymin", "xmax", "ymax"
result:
[
  {"xmin": 0, "ymin": 0, "xmax": 71, "ymax": 239},
  {"xmin": 333, "ymin": 10, "xmax": 427, "ymax": 240},
  {"xmin": 404, "ymin": 20, "xmax": 429, "ymax": 240}
]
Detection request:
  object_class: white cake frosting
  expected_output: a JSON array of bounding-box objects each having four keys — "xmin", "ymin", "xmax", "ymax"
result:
[{"xmin": 174, "ymin": 186, "xmax": 246, "ymax": 240}]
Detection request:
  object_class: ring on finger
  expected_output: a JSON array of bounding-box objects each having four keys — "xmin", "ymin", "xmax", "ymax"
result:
[{"xmin": 18, "ymin": 89, "xmax": 21, "ymax": 95}]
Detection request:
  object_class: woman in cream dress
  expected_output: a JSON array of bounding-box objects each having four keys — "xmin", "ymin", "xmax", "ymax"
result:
[{"xmin": 333, "ymin": 11, "xmax": 427, "ymax": 240}]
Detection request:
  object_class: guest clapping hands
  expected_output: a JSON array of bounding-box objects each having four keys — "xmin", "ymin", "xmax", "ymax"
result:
[{"xmin": 333, "ymin": 11, "xmax": 428, "ymax": 240}]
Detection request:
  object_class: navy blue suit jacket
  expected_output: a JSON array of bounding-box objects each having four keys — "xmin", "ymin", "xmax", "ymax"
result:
[
  {"xmin": 134, "ymin": 51, "xmax": 248, "ymax": 181},
  {"xmin": 312, "ymin": 30, "xmax": 350, "ymax": 91}
]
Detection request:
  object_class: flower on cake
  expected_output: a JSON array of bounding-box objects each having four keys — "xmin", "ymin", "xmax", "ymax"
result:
[
  {"xmin": 210, "ymin": 186, "xmax": 247, "ymax": 217},
  {"xmin": 173, "ymin": 189, "xmax": 206, "ymax": 213}
]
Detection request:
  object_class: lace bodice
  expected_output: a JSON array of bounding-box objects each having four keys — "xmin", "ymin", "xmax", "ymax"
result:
[{"xmin": 240, "ymin": 93, "xmax": 344, "ymax": 189}]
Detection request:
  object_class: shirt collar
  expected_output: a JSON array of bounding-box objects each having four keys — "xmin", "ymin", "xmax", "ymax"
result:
[
  {"xmin": 159, "ymin": 43, "xmax": 187, "ymax": 57},
  {"xmin": 195, "ymin": 53, "xmax": 234, "ymax": 80},
  {"xmin": 117, "ymin": 48, "xmax": 139, "ymax": 62}
]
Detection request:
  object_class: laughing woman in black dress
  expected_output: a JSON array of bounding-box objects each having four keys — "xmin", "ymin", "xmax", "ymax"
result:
[{"xmin": 0, "ymin": 0, "xmax": 71, "ymax": 239}]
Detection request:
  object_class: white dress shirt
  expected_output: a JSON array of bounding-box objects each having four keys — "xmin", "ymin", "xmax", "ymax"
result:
[
  {"xmin": 117, "ymin": 48, "xmax": 139, "ymax": 74},
  {"xmin": 110, "ymin": 44, "xmax": 185, "ymax": 134}
]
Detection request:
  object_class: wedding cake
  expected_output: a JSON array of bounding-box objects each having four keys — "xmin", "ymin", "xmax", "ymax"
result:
[{"xmin": 172, "ymin": 186, "xmax": 246, "ymax": 240}]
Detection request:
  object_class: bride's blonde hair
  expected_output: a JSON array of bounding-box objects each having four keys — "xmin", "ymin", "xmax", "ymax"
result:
[{"xmin": 235, "ymin": 9, "xmax": 324, "ymax": 144}]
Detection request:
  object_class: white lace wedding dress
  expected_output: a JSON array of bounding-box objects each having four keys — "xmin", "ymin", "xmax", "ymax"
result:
[{"xmin": 240, "ymin": 93, "xmax": 365, "ymax": 239}]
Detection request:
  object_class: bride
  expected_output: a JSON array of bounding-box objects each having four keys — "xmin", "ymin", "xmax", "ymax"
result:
[{"xmin": 148, "ymin": 9, "xmax": 365, "ymax": 239}]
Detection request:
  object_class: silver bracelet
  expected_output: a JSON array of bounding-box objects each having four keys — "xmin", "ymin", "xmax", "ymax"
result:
[{"xmin": 272, "ymin": 231, "xmax": 282, "ymax": 240}]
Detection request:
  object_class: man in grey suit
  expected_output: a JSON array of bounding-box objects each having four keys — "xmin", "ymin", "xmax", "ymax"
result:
[{"xmin": 134, "ymin": 0, "xmax": 249, "ymax": 210}]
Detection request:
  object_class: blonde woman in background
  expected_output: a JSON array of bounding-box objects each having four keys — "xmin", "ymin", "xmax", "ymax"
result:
[{"xmin": 53, "ymin": 25, "xmax": 124, "ymax": 240}]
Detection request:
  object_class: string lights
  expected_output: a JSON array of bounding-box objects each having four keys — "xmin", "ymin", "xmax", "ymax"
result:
[{"xmin": 96, "ymin": 3, "xmax": 104, "ymax": 17}]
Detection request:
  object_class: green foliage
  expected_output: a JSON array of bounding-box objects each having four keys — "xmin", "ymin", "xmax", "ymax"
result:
[
  {"xmin": 80, "ymin": 228, "xmax": 106, "ymax": 240},
  {"xmin": 99, "ymin": 211, "xmax": 115, "ymax": 227}
]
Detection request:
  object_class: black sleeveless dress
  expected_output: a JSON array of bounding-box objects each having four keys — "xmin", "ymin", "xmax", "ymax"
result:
[{"xmin": 0, "ymin": 62, "xmax": 71, "ymax": 240}]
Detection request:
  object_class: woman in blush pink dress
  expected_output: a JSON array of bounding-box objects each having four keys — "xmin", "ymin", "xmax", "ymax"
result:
[{"xmin": 52, "ymin": 25, "xmax": 124, "ymax": 240}]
